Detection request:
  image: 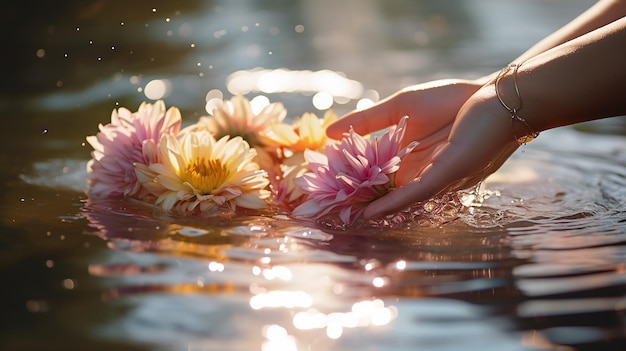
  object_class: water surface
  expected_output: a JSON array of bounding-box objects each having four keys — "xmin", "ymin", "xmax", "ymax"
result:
[{"xmin": 2, "ymin": 1, "xmax": 625, "ymax": 350}]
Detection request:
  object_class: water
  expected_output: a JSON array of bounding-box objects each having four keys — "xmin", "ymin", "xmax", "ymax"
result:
[{"xmin": 2, "ymin": 1, "xmax": 626, "ymax": 350}]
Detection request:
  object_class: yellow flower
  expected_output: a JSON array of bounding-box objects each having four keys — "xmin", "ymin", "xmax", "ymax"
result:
[
  {"xmin": 135, "ymin": 131, "xmax": 270, "ymax": 214},
  {"xmin": 182, "ymin": 95, "xmax": 286, "ymax": 147},
  {"xmin": 258, "ymin": 110, "xmax": 337, "ymax": 208},
  {"xmin": 260, "ymin": 110, "xmax": 337, "ymax": 153}
]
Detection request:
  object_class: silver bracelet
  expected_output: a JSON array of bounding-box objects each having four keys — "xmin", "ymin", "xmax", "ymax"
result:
[{"xmin": 495, "ymin": 63, "xmax": 539, "ymax": 145}]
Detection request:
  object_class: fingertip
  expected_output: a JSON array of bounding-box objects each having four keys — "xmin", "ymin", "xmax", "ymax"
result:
[
  {"xmin": 362, "ymin": 183, "xmax": 415, "ymax": 219},
  {"xmin": 363, "ymin": 204, "xmax": 383, "ymax": 220},
  {"xmin": 326, "ymin": 97, "xmax": 402, "ymax": 139},
  {"xmin": 325, "ymin": 119, "xmax": 348, "ymax": 139}
]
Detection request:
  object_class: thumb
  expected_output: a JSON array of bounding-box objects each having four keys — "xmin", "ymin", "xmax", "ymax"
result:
[{"xmin": 326, "ymin": 97, "xmax": 405, "ymax": 140}]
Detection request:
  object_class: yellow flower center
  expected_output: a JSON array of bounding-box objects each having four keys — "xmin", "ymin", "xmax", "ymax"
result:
[{"xmin": 180, "ymin": 157, "xmax": 232, "ymax": 194}]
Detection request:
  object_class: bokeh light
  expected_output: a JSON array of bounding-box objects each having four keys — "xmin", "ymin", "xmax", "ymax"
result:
[
  {"xmin": 225, "ymin": 68, "xmax": 374, "ymax": 110},
  {"xmin": 144, "ymin": 79, "xmax": 171, "ymax": 100}
]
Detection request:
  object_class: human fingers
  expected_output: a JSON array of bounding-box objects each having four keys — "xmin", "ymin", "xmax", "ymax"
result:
[
  {"xmin": 327, "ymin": 79, "xmax": 481, "ymax": 140},
  {"xmin": 326, "ymin": 94, "xmax": 405, "ymax": 139},
  {"xmin": 364, "ymin": 135, "xmax": 518, "ymax": 220},
  {"xmin": 394, "ymin": 124, "xmax": 451, "ymax": 185},
  {"xmin": 363, "ymin": 142, "xmax": 465, "ymax": 219}
]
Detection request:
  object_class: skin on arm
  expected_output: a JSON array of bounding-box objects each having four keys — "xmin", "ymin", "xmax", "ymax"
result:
[
  {"xmin": 512, "ymin": 0, "xmax": 626, "ymax": 63},
  {"xmin": 326, "ymin": 79, "xmax": 483, "ymax": 184},
  {"xmin": 518, "ymin": 16, "xmax": 626, "ymax": 130},
  {"xmin": 326, "ymin": 1, "xmax": 626, "ymax": 187},
  {"xmin": 363, "ymin": 15, "xmax": 626, "ymax": 219}
]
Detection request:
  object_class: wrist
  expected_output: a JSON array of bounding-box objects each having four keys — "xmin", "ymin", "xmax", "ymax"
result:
[
  {"xmin": 494, "ymin": 64, "xmax": 540, "ymax": 145},
  {"xmin": 451, "ymin": 83, "xmax": 522, "ymax": 151}
]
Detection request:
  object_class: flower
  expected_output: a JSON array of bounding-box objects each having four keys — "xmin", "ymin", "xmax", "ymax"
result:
[
  {"xmin": 86, "ymin": 100, "xmax": 181, "ymax": 198},
  {"xmin": 260, "ymin": 110, "xmax": 337, "ymax": 153},
  {"xmin": 259, "ymin": 110, "xmax": 338, "ymax": 207},
  {"xmin": 182, "ymin": 95, "xmax": 286, "ymax": 147},
  {"xmin": 134, "ymin": 130, "xmax": 271, "ymax": 215},
  {"xmin": 292, "ymin": 116, "xmax": 418, "ymax": 224}
]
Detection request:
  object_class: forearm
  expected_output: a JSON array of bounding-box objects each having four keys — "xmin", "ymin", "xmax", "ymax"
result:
[
  {"xmin": 514, "ymin": 0, "xmax": 626, "ymax": 63},
  {"xmin": 502, "ymin": 16, "xmax": 626, "ymax": 132},
  {"xmin": 478, "ymin": 0, "xmax": 626, "ymax": 83}
]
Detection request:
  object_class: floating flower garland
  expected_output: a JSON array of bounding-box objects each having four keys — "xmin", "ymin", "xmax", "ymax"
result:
[{"xmin": 85, "ymin": 96, "xmax": 416, "ymax": 224}]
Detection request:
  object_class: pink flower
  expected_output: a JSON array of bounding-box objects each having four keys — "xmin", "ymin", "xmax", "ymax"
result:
[
  {"xmin": 258, "ymin": 110, "xmax": 337, "ymax": 209},
  {"xmin": 292, "ymin": 116, "xmax": 418, "ymax": 224},
  {"xmin": 86, "ymin": 101, "xmax": 182, "ymax": 198}
]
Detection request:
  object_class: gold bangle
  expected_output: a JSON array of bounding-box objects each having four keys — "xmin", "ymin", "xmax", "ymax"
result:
[{"xmin": 494, "ymin": 63, "xmax": 539, "ymax": 145}]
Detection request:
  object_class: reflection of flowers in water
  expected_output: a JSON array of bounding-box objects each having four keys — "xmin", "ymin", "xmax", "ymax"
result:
[
  {"xmin": 293, "ymin": 116, "xmax": 418, "ymax": 224},
  {"xmin": 86, "ymin": 100, "xmax": 181, "ymax": 198},
  {"xmin": 81, "ymin": 197, "xmax": 402, "ymax": 348},
  {"xmin": 135, "ymin": 131, "xmax": 270, "ymax": 215}
]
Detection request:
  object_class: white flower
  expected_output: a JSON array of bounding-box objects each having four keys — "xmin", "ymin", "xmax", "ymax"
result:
[{"xmin": 135, "ymin": 131, "xmax": 270, "ymax": 214}]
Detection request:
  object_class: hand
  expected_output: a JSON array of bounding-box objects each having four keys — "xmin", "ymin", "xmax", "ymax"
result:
[
  {"xmin": 362, "ymin": 84, "xmax": 521, "ymax": 219},
  {"xmin": 326, "ymin": 78, "xmax": 483, "ymax": 185}
]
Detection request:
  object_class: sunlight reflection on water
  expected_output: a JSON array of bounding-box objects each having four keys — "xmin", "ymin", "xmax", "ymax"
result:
[
  {"xmin": 5, "ymin": 0, "xmax": 626, "ymax": 350},
  {"xmin": 16, "ymin": 125, "xmax": 625, "ymax": 350}
]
